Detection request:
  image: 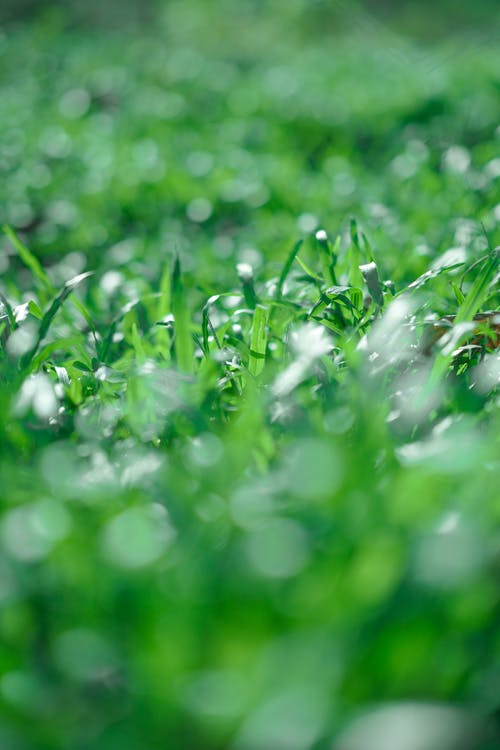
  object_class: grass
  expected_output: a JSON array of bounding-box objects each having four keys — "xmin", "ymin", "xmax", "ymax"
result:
[{"xmin": 0, "ymin": 2, "xmax": 500, "ymax": 749}]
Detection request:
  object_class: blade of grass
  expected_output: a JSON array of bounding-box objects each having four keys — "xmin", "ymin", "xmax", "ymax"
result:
[
  {"xmin": 454, "ymin": 248, "xmax": 499, "ymax": 324},
  {"xmin": 21, "ymin": 272, "xmax": 92, "ymax": 370},
  {"xmin": 38, "ymin": 272, "xmax": 93, "ymax": 342},
  {"xmin": 429, "ymin": 248, "xmax": 499, "ymax": 385},
  {"xmin": 3, "ymin": 228, "xmax": 95, "ymax": 347},
  {"xmin": 348, "ymin": 219, "xmax": 364, "ymax": 289},
  {"xmin": 171, "ymin": 256, "xmax": 194, "ymax": 374},
  {"xmin": 248, "ymin": 304, "xmax": 268, "ymax": 377},
  {"xmin": 237, "ymin": 263, "xmax": 259, "ymax": 309},
  {"xmin": 3, "ymin": 225, "xmax": 54, "ymax": 295},
  {"xmin": 0, "ymin": 291, "xmax": 16, "ymax": 330},
  {"xmin": 452, "ymin": 281, "xmax": 465, "ymax": 306},
  {"xmin": 202, "ymin": 298, "xmax": 222, "ymax": 356},
  {"xmin": 28, "ymin": 300, "xmax": 43, "ymax": 320},
  {"xmin": 154, "ymin": 263, "xmax": 172, "ymax": 362},
  {"xmin": 276, "ymin": 239, "xmax": 303, "ymax": 299},
  {"xmin": 295, "ymin": 254, "xmax": 324, "ymax": 283},
  {"xmin": 131, "ymin": 322, "xmax": 147, "ymax": 364},
  {"xmin": 157, "ymin": 263, "xmax": 171, "ymax": 320},
  {"xmin": 314, "ymin": 231, "xmax": 337, "ymax": 286},
  {"xmin": 361, "ymin": 230, "xmax": 375, "ymax": 262},
  {"xmin": 30, "ymin": 336, "xmax": 89, "ymax": 371}
]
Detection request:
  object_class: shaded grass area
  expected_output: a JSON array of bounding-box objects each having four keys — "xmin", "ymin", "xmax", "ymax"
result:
[{"xmin": 0, "ymin": 3, "xmax": 500, "ymax": 749}]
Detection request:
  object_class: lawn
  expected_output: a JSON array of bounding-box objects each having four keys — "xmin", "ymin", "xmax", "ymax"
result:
[{"xmin": 0, "ymin": 1, "xmax": 499, "ymax": 748}]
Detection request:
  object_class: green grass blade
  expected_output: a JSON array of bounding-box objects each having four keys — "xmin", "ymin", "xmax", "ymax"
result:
[
  {"xmin": 429, "ymin": 248, "xmax": 499, "ymax": 385},
  {"xmin": 131, "ymin": 322, "xmax": 147, "ymax": 364},
  {"xmin": 0, "ymin": 291, "xmax": 16, "ymax": 330},
  {"xmin": 451, "ymin": 281, "xmax": 465, "ymax": 305},
  {"xmin": 201, "ymin": 299, "xmax": 222, "ymax": 356},
  {"xmin": 361, "ymin": 230, "xmax": 375, "ymax": 262},
  {"xmin": 3, "ymin": 225, "xmax": 54, "ymax": 294},
  {"xmin": 171, "ymin": 256, "xmax": 194, "ymax": 374},
  {"xmin": 348, "ymin": 219, "xmax": 364, "ymax": 289},
  {"xmin": 237, "ymin": 263, "xmax": 259, "ymax": 309},
  {"xmin": 157, "ymin": 263, "xmax": 171, "ymax": 320},
  {"xmin": 454, "ymin": 248, "xmax": 499, "ymax": 324},
  {"xmin": 21, "ymin": 272, "xmax": 92, "ymax": 370},
  {"xmin": 154, "ymin": 264, "xmax": 172, "ymax": 362},
  {"xmin": 295, "ymin": 254, "xmax": 323, "ymax": 283},
  {"xmin": 276, "ymin": 239, "xmax": 303, "ymax": 299},
  {"xmin": 248, "ymin": 304, "xmax": 268, "ymax": 377},
  {"xmin": 38, "ymin": 272, "xmax": 93, "ymax": 342},
  {"xmin": 314, "ymin": 231, "xmax": 337, "ymax": 285}
]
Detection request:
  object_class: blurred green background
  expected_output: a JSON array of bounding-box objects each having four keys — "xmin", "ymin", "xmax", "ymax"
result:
[
  {"xmin": 0, "ymin": 1, "xmax": 499, "ymax": 749},
  {"xmin": 2, "ymin": 0, "xmax": 499, "ymax": 28},
  {"xmin": 3, "ymin": 0, "xmax": 500, "ymax": 36}
]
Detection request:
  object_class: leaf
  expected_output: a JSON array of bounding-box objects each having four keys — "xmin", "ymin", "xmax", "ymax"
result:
[
  {"xmin": 248, "ymin": 304, "xmax": 268, "ymax": 377},
  {"xmin": 349, "ymin": 287, "xmax": 364, "ymax": 313},
  {"xmin": 295, "ymin": 254, "xmax": 323, "ymax": 283},
  {"xmin": 3, "ymin": 225, "xmax": 54, "ymax": 294},
  {"xmin": 350, "ymin": 217, "xmax": 361, "ymax": 249},
  {"xmin": 154, "ymin": 266, "xmax": 172, "ymax": 362},
  {"xmin": 157, "ymin": 263, "xmax": 171, "ymax": 320},
  {"xmin": 100, "ymin": 292, "xmax": 162, "ymax": 364},
  {"xmin": 30, "ymin": 336, "xmax": 88, "ymax": 371},
  {"xmin": 39, "ymin": 273, "xmax": 92, "ymax": 341},
  {"xmin": 428, "ymin": 248, "xmax": 500, "ymax": 385},
  {"xmin": 314, "ymin": 231, "xmax": 337, "ymax": 285},
  {"xmin": 454, "ymin": 248, "xmax": 499, "ymax": 325},
  {"xmin": 0, "ymin": 291, "xmax": 16, "ymax": 330},
  {"xmin": 237, "ymin": 262, "xmax": 259, "ymax": 309},
  {"xmin": 348, "ymin": 219, "xmax": 364, "ymax": 289},
  {"xmin": 99, "ymin": 319, "xmax": 117, "ymax": 364},
  {"xmin": 361, "ymin": 231, "xmax": 375, "ymax": 262},
  {"xmin": 28, "ymin": 300, "xmax": 43, "ymax": 320},
  {"xmin": 20, "ymin": 272, "xmax": 92, "ymax": 370},
  {"xmin": 201, "ymin": 297, "xmax": 222, "ymax": 356},
  {"xmin": 276, "ymin": 239, "xmax": 303, "ymax": 299},
  {"xmin": 171, "ymin": 256, "xmax": 194, "ymax": 374},
  {"xmin": 73, "ymin": 360, "xmax": 91, "ymax": 372},
  {"xmin": 312, "ymin": 317, "xmax": 343, "ymax": 335},
  {"xmin": 452, "ymin": 281, "xmax": 465, "ymax": 306},
  {"xmin": 310, "ymin": 287, "xmax": 352, "ymax": 319},
  {"xmin": 70, "ymin": 294, "xmax": 95, "ymax": 331},
  {"xmin": 407, "ymin": 262, "xmax": 465, "ymax": 292}
]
